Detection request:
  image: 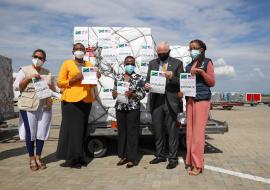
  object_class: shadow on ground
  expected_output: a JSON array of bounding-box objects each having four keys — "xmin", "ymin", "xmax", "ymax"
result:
[
  {"xmin": 0, "ymin": 146, "xmax": 27, "ymax": 161},
  {"xmin": 0, "ymin": 135, "xmax": 222, "ymax": 166}
]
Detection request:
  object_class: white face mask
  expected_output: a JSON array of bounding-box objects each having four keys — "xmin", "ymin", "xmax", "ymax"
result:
[
  {"xmin": 74, "ymin": 51, "xmax": 85, "ymax": 59},
  {"xmin": 32, "ymin": 58, "xmax": 44, "ymax": 67}
]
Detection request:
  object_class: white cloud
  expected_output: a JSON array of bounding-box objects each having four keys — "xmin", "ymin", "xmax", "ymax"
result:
[
  {"xmin": 252, "ymin": 68, "xmax": 265, "ymax": 78},
  {"xmin": 0, "ymin": 0, "xmax": 270, "ymax": 92},
  {"xmin": 214, "ymin": 58, "xmax": 236, "ymax": 77}
]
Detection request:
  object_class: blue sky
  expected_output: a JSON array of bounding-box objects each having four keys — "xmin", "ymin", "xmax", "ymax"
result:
[{"xmin": 0, "ymin": 0, "xmax": 270, "ymax": 93}]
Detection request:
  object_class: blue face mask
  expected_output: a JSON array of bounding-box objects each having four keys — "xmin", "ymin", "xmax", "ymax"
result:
[
  {"xmin": 190, "ymin": 50, "xmax": 201, "ymax": 60},
  {"xmin": 125, "ymin": 65, "xmax": 135, "ymax": 74}
]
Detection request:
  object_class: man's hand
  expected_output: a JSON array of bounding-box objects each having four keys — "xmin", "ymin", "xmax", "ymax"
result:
[
  {"xmin": 112, "ymin": 90, "xmax": 118, "ymax": 98},
  {"xmin": 165, "ymin": 71, "xmax": 173, "ymax": 80},
  {"xmin": 145, "ymin": 82, "xmax": 151, "ymax": 90},
  {"xmin": 178, "ymin": 91, "xmax": 184, "ymax": 98}
]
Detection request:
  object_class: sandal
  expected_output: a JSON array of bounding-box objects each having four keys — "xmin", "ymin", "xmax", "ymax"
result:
[
  {"xmin": 117, "ymin": 158, "xmax": 128, "ymax": 166},
  {"xmin": 30, "ymin": 159, "xmax": 39, "ymax": 171},
  {"xmin": 36, "ymin": 158, "xmax": 47, "ymax": 170},
  {"xmin": 126, "ymin": 162, "xmax": 134, "ymax": 168},
  {"xmin": 185, "ymin": 164, "xmax": 193, "ymax": 171},
  {"xmin": 188, "ymin": 167, "xmax": 203, "ymax": 176}
]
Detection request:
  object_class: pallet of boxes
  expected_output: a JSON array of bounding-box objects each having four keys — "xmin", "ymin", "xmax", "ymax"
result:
[{"xmin": 0, "ymin": 55, "xmax": 17, "ymax": 139}]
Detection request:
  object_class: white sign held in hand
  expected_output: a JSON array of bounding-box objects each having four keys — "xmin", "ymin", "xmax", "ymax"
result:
[
  {"xmin": 81, "ymin": 67, "xmax": 98, "ymax": 84},
  {"xmin": 180, "ymin": 73, "xmax": 196, "ymax": 97},
  {"xmin": 101, "ymin": 88, "xmax": 116, "ymax": 107},
  {"xmin": 32, "ymin": 78, "xmax": 51, "ymax": 100},
  {"xmin": 150, "ymin": 71, "xmax": 166, "ymax": 94},
  {"xmin": 116, "ymin": 81, "xmax": 130, "ymax": 104}
]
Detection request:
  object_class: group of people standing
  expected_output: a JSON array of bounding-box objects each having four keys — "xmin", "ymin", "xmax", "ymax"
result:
[{"xmin": 14, "ymin": 39, "xmax": 215, "ymax": 176}]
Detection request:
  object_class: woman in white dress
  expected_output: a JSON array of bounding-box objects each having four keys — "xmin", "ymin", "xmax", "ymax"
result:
[{"xmin": 13, "ymin": 49, "xmax": 56, "ymax": 171}]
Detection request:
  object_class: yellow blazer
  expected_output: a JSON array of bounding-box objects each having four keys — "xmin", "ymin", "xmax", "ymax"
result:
[{"xmin": 57, "ymin": 60, "xmax": 95, "ymax": 103}]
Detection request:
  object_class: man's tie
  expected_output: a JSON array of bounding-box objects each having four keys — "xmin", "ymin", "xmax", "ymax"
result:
[{"xmin": 162, "ymin": 63, "xmax": 167, "ymax": 72}]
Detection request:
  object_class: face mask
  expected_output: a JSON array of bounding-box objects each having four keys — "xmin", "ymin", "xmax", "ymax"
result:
[
  {"xmin": 125, "ymin": 65, "xmax": 135, "ymax": 74},
  {"xmin": 158, "ymin": 51, "xmax": 170, "ymax": 62},
  {"xmin": 32, "ymin": 58, "xmax": 44, "ymax": 67},
  {"xmin": 74, "ymin": 51, "xmax": 85, "ymax": 59},
  {"xmin": 190, "ymin": 50, "xmax": 201, "ymax": 60}
]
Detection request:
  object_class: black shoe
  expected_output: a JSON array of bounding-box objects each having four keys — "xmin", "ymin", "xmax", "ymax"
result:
[
  {"xmin": 166, "ymin": 161, "xmax": 178, "ymax": 169},
  {"xmin": 70, "ymin": 159, "xmax": 82, "ymax": 169},
  {"xmin": 70, "ymin": 162, "xmax": 82, "ymax": 169},
  {"xmin": 60, "ymin": 161, "xmax": 72, "ymax": 167},
  {"xmin": 70, "ymin": 164, "xmax": 82, "ymax": 169},
  {"xmin": 80, "ymin": 160, "xmax": 88, "ymax": 167},
  {"xmin": 149, "ymin": 157, "xmax": 167, "ymax": 164}
]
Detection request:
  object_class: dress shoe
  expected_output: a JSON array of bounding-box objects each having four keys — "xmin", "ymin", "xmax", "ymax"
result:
[
  {"xmin": 60, "ymin": 161, "xmax": 72, "ymax": 167},
  {"xmin": 149, "ymin": 157, "xmax": 166, "ymax": 164},
  {"xmin": 70, "ymin": 162, "xmax": 82, "ymax": 169},
  {"xmin": 166, "ymin": 161, "xmax": 178, "ymax": 169},
  {"xmin": 80, "ymin": 160, "xmax": 88, "ymax": 167}
]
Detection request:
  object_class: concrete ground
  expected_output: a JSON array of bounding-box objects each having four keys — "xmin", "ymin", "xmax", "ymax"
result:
[{"xmin": 0, "ymin": 103, "xmax": 269, "ymax": 190}]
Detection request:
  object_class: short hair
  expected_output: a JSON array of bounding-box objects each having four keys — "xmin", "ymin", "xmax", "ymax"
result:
[
  {"xmin": 189, "ymin": 39, "xmax": 207, "ymax": 51},
  {"xmin": 73, "ymin": 43, "xmax": 86, "ymax": 50},
  {"xmin": 32, "ymin": 49, "xmax": 46, "ymax": 60},
  {"xmin": 156, "ymin": 41, "xmax": 170, "ymax": 51},
  {"xmin": 124, "ymin": 56, "xmax": 135, "ymax": 62}
]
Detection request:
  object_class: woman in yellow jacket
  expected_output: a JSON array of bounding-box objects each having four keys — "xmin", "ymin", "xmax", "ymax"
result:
[{"xmin": 56, "ymin": 43, "xmax": 100, "ymax": 168}]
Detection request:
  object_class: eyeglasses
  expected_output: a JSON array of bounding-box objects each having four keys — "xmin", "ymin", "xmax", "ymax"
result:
[{"xmin": 33, "ymin": 55, "xmax": 44, "ymax": 60}]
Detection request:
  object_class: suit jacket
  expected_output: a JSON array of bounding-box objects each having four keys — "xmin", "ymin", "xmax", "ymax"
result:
[{"xmin": 146, "ymin": 57, "xmax": 184, "ymax": 116}]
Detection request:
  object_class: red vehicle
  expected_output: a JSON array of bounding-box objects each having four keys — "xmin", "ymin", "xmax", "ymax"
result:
[{"xmin": 245, "ymin": 93, "xmax": 261, "ymax": 106}]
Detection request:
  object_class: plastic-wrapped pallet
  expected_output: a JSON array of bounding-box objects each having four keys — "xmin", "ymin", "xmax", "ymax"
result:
[
  {"xmin": 73, "ymin": 27, "xmax": 156, "ymax": 124},
  {"xmin": 170, "ymin": 45, "xmax": 192, "ymax": 71},
  {"xmin": 0, "ymin": 55, "xmax": 15, "ymax": 121}
]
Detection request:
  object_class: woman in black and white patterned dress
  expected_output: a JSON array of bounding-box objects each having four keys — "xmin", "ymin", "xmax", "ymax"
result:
[{"xmin": 112, "ymin": 56, "xmax": 146, "ymax": 168}]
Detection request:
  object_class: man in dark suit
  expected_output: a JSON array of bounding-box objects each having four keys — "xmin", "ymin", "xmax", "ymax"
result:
[{"xmin": 145, "ymin": 42, "xmax": 184, "ymax": 169}]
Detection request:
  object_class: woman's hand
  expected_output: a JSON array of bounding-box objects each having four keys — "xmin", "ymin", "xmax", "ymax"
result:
[
  {"xmin": 69, "ymin": 73, "xmax": 83, "ymax": 85},
  {"xmin": 19, "ymin": 74, "xmax": 41, "ymax": 92},
  {"xmin": 125, "ymin": 90, "xmax": 135, "ymax": 98},
  {"xmin": 112, "ymin": 90, "xmax": 118, "ymax": 98},
  {"xmin": 191, "ymin": 68, "xmax": 204, "ymax": 75},
  {"xmin": 96, "ymin": 70, "xmax": 101, "ymax": 79}
]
